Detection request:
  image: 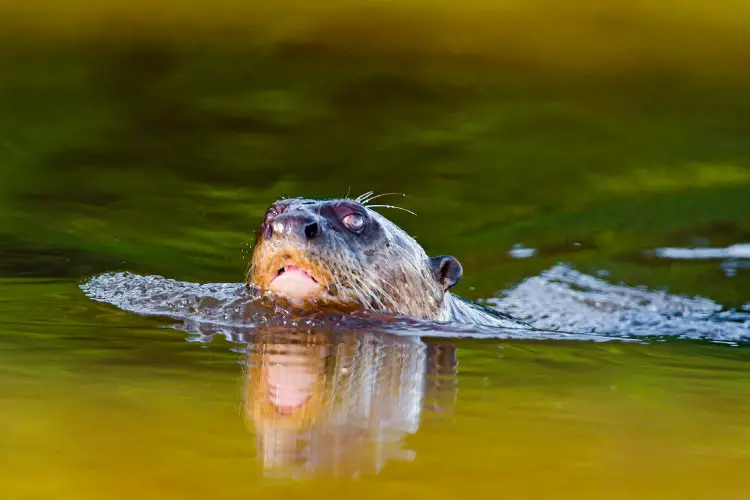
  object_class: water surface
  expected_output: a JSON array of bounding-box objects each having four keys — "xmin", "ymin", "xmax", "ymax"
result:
[{"xmin": 3, "ymin": 278, "xmax": 750, "ymax": 498}]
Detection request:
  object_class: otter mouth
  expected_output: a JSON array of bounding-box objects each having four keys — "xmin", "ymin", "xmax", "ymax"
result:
[
  {"xmin": 275, "ymin": 265, "xmax": 318, "ymax": 282},
  {"xmin": 269, "ymin": 264, "xmax": 323, "ymax": 299}
]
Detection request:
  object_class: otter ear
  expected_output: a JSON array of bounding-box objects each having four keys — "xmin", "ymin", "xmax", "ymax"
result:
[{"xmin": 429, "ymin": 255, "xmax": 463, "ymax": 292}]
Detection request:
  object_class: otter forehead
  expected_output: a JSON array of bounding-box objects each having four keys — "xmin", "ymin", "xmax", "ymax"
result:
[{"xmin": 258, "ymin": 197, "xmax": 417, "ymax": 252}]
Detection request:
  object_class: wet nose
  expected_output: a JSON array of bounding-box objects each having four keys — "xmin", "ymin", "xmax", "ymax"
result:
[{"xmin": 271, "ymin": 214, "xmax": 323, "ymax": 240}]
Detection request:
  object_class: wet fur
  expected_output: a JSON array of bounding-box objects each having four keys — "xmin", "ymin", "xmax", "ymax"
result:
[{"xmin": 248, "ymin": 196, "xmax": 526, "ymax": 328}]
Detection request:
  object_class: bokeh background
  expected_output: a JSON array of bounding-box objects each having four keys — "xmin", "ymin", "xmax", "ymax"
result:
[{"xmin": 2, "ymin": 4, "xmax": 750, "ymax": 498}]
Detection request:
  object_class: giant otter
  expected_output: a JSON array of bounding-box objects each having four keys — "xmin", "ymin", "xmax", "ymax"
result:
[{"xmin": 248, "ymin": 195, "xmax": 527, "ymax": 329}]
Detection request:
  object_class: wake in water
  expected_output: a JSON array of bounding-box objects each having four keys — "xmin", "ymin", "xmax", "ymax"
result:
[
  {"xmin": 487, "ymin": 265, "xmax": 749, "ymax": 341},
  {"xmin": 80, "ymin": 265, "xmax": 750, "ymax": 343}
]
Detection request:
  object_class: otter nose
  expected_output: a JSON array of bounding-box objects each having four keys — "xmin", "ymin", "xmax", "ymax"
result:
[{"xmin": 272, "ymin": 214, "xmax": 323, "ymax": 240}]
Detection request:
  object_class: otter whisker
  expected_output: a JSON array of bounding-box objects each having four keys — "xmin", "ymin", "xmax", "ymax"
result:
[
  {"xmin": 348, "ymin": 278, "xmax": 376, "ymax": 310},
  {"xmin": 377, "ymin": 282, "xmax": 400, "ymax": 310},
  {"xmin": 354, "ymin": 191, "xmax": 375, "ymax": 203},
  {"xmin": 360, "ymin": 192, "xmax": 407, "ymax": 205},
  {"xmin": 357, "ymin": 272, "xmax": 389, "ymax": 311},
  {"xmin": 366, "ymin": 204, "xmax": 417, "ymax": 217},
  {"xmin": 330, "ymin": 274, "xmax": 353, "ymax": 304},
  {"xmin": 361, "ymin": 273, "xmax": 397, "ymax": 310},
  {"xmin": 330, "ymin": 273, "xmax": 350, "ymax": 301},
  {"xmin": 391, "ymin": 244, "xmax": 439, "ymax": 306},
  {"xmin": 337, "ymin": 274, "xmax": 359, "ymax": 303},
  {"xmin": 393, "ymin": 245, "xmax": 427, "ymax": 280},
  {"xmin": 375, "ymin": 273, "xmax": 401, "ymax": 297},
  {"xmin": 366, "ymin": 266, "xmax": 401, "ymax": 305},
  {"xmin": 339, "ymin": 272, "xmax": 364, "ymax": 302},
  {"xmin": 366, "ymin": 286, "xmax": 387, "ymax": 310},
  {"xmin": 359, "ymin": 193, "xmax": 377, "ymax": 204},
  {"xmin": 357, "ymin": 274, "xmax": 386, "ymax": 310}
]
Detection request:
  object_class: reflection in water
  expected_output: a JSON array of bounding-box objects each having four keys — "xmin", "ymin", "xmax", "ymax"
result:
[{"xmin": 243, "ymin": 329, "xmax": 457, "ymax": 478}]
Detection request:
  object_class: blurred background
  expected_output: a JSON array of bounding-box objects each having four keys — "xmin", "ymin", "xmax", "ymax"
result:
[
  {"xmin": 2, "ymin": 0, "xmax": 749, "ymax": 306},
  {"xmin": 2, "ymin": 3, "xmax": 750, "ymax": 498}
]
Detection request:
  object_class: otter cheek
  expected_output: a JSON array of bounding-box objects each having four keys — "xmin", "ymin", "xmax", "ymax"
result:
[{"xmin": 269, "ymin": 270, "xmax": 322, "ymax": 299}]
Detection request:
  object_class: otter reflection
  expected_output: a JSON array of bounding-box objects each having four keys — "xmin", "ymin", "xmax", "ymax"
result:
[{"xmin": 244, "ymin": 329, "xmax": 457, "ymax": 478}]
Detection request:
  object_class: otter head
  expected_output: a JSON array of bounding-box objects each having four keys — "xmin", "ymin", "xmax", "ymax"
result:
[{"xmin": 248, "ymin": 197, "xmax": 463, "ymax": 320}]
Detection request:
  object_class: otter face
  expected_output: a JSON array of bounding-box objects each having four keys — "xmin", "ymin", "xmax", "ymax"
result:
[{"xmin": 248, "ymin": 197, "xmax": 463, "ymax": 320}]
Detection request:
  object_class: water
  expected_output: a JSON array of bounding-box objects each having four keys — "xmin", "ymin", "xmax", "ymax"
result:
[
  {"xmin": 3, "ymin": 280, "xmax": 750, "ymax": 498},
  {"xmin": 2, "ymin": 11, "xmax": 750, "ymax": 498}
]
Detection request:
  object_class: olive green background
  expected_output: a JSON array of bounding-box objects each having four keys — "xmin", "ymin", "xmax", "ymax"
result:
[{"xmin": 1, "ymin": 3, "xmax": 749, "ymax": 498}]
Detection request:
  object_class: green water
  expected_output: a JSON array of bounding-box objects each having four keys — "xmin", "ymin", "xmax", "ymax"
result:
[{"xmin": 1, "ymin": 38, "xmax": 749, "ymax": 498}]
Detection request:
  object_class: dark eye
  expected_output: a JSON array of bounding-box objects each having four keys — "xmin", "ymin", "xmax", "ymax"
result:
[{"xmin": 342, "ymin": 213, "xmax": 365, "ymax": 233}]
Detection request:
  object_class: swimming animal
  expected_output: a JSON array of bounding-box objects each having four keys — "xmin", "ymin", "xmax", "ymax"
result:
[{"xmin": 247, "ymin": 194, "xmax": 526, "ymax": 328}]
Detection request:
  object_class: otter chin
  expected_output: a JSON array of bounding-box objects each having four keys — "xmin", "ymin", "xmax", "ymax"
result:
[{"xmin": 247, "ymin": 195, "xmax": 527, "ymax": 328}]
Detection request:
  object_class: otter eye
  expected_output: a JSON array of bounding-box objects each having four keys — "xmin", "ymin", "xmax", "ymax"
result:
[{"xmin": 342, "ymin": 213, "xmax": 365, "ymax": 233}]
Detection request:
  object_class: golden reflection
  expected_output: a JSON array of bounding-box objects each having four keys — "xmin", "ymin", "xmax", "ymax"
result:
[{"xmin": 243, "ymin": 328, "xmax": 457, "ymax": 478}]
